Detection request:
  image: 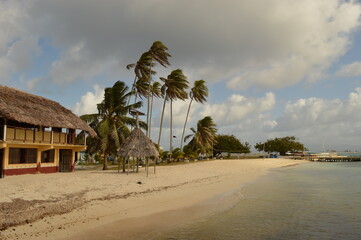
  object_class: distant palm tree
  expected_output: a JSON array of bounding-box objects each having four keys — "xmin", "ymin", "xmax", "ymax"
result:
[
  {"xmin": 148, "ymin": 81, "xmax": 163, "ymax": 137},
  {"xmin": 180, "ymin": 80, "xmax": 208, "ymax": 150},
  {"xmin": 184, "ymin": 116, "xmax": 217, "ymax": 155},
  {"xmin": 158, "ymin": 69, "xmax": 189, "ymax": 159},
  {"xmin": 146, "ymin": 41, "xmax": 171, "ymax": 137},
  {"xmin": 81, "ymin": 81, "xmax": 146, "ymax": 170}
]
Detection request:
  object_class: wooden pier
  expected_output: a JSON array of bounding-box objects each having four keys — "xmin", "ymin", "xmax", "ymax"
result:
[{"xmin": 307, "ymin": 156, "xmax": 361, "ymax": 162}]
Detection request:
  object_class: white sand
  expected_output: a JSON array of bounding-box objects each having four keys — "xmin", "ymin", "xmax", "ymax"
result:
[{"xmin": 0, "ymin": 158, "xmax": 304, "ymax": 240}]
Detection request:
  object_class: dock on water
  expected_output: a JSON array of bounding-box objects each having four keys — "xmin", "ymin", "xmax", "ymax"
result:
[{"xmin": 307, "ymin": 156, "xmax": 361, "ymax": 162}]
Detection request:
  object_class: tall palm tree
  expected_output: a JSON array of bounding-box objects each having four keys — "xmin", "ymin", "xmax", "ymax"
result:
[
  {"xmin": 184, "ymin": 116, "xmax": 217, "ymax": 155},
  {"xmin": 148, "ymin": 81, "xmax": 163, "ymax": 137},
  {"xmin": 158, "ymin": 69, "xmax": 189, "ymax": 159},
  {"xmin": 81, "ymin": 81, "xmax": 146, "ymax": 170},
  {"xmin": 126, "ymin": 52, "xmax": 155, "ymax": 105},
  {"xmin": 146, "ymin": 41, "xmax": 171, "ymax": 138},
  {"xmin": 180, "ymin": 80, "xmax": 208, "ymax": 150}
]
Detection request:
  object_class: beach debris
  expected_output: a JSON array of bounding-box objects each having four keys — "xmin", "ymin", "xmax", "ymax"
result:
[{"xmin": 137, "ymin": 181, "xmax": 142, "ymax": 185}]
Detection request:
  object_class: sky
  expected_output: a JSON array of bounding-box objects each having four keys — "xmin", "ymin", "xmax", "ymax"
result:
[{"xmin": 1, "ymin": 0, "xmax": 361, "ymax": 152}]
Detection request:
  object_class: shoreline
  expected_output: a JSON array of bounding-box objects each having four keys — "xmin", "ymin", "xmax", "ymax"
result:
[{"xmin": 0, "ymin": 158, "xmax": 306, "ymax": 240}]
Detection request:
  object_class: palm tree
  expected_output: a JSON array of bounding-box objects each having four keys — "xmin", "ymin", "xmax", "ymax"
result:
[
  {"xmin": 148, "ymin": 81, "xmax": 163, "ymax": 137},
  {"xmin": 180, "ymin": 80, "xmax": 208, "ymax": 150},
  {"xmin": 158, "ymin": 69, "xmax": 189, "ymax": 159},
  {"xmin": 126, "ymin": 52, "xmax": 155, "ymax": 106},
  {"xmin": 146, "ymin": 41, "xmax": 171, "ymax": 137},
  {"xmin": 81, "ymin": 81, "xmax": 146, "ymax": 170},
  {"xmin": 184, "ymin": 116, "xmax": 217, "ymax": 156}
]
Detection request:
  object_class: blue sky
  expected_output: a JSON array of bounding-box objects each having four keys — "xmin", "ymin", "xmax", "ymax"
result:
[{"xmin": 2, "ymin": 0, "xmax": 361, "ymax": 152}]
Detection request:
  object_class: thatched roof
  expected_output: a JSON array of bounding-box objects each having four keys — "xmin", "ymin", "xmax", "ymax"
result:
[
  {"xmin": 118, "ymin": 128, "xmax": 159, "ymax": 158},
  {"xmin": 0, "ymin": 85, "xmax": 96, "ymax": 137}
]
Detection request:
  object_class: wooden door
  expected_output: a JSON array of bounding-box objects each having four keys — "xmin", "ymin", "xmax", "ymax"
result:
[{"xmin": 59, "ymin": 149, "xmax": 72, "ymax": 172}]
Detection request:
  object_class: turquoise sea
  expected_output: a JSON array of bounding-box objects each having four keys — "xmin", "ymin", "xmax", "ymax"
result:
[{"xmin": 155, "ymin": 162, "xmax": 361, "ymax": 240}]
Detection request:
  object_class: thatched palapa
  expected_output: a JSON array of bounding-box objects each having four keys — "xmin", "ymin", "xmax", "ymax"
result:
[
  {"xmin": 118, "ymin": 128, "xmax": 159, "ymax": 158},
  {"xmin": 0, "ymin": 86, "xmax": 96, "ymax": 137}
]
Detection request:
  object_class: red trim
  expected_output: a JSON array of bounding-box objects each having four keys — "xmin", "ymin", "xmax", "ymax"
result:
[
  {"xmin": 39, "ymin": 166, "xmax": 58, "ymax": 173},
  {"xmin": 4, "ymin": 168, "xmax": 37, "ymax": 176},
  {"xmin": 4, "ymin": 166, "xmax": 59, "ymax": 175}
]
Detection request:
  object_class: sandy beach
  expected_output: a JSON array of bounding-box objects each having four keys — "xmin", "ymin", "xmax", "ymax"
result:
[{"xmin": 0, "ymin": 158, "xmax": 304, "ymax": 240}]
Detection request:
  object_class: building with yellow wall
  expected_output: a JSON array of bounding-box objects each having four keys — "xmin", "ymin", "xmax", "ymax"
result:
[{"xmin": 0, "ymin": 86, "xmax": 96, "ymax": 178}]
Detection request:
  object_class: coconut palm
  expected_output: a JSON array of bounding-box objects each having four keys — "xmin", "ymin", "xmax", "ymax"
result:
[
  {"xmin": 148, "ymin": 41, "xmax": 171, "ymax": 67},
  {"xmin": 146, "ymin": 41, "xmax": 171, "ymax": 137},
  {"xmin": 126, "ymin": 52, "xmax": 155, "ymax": 105},
  {"xmin": 148, "ymin": 81, "xmax": 163, "ymax": 137},
  {"xmin": 158, "ymin": 69, "xmax": 189, "ymax": 159},
  {"xmin": 81, "ymin": 81, "xmax": 146, "ymax": 170},
  {"xmin": 184, "ymin": 116, "xmax": 217, "ymax": 155},
  {"xmin": 180, "ymin": 80, "xmax": 208, "ymax": 150}
]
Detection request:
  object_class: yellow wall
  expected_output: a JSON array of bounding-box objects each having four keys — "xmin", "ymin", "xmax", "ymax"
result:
[{"xmin": 2, "ymin": 143, "xmax": 85, "ymax": 170}]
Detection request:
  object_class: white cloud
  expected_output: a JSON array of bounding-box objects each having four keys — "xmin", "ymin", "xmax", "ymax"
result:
[
  {"xmin": 1, "ymin": 0, "xmax": 358, "ymax": 90},
  {"xmin": 151, "ymin": 92, "xmax": 276, "ymax": 149},
  {"xmin": 272, "ymin": 88, "xmax": 361, "ymax": 151},
  {"xmin": 72, "ymin": 85, "xmax": 104, "ymax": 115},
  {"xmin": 26, "ymin": 77, "xmax": 42, "ymax": 91},
  {"xmin": 0, "ymin": 1, "xmax": 38, "ymax": 82},
  {"xmin": 336, "ymin": 61, "xmax": 361, "ymax": 77},
  {"xmin": 200, "ymin": 92, "xmax": 276, "ymax": 125},
  {"xmin": 50, "ymin": 42, "xmax": 117, "ymax": 84}
]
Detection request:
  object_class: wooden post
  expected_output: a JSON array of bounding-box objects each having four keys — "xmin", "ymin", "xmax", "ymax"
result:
[
  {"xmin": 146, "ymin": 157, "xmax": 149, "ymax": 177},
  {"xmin": 154, "ymin": 157, "xmax": 157, "ymax": 174},
  {"xmin": 3, "ymin": 124, "xmax": 6, "ymax": 141},
  {"xmin": 127, "ymin": 157, "xmax": 129, "ymax": 175}
]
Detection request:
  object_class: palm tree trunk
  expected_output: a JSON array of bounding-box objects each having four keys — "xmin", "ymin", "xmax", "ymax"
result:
[
  {"xmin": 146, "ymin": 60, "xmax": 153, "ymax": 138},
  {"xmin": 127, "ymin": 76, "xmax": 137, "ymax": 107},
  {"xmin": 149, "ymin": 94, "xmax": 154, "ymax": 138},
  {"xmin": 157, "ymin": 96, "xmax": 167, "ymax": 146},
  {"xmin": 180, "ymin": 99, "xmax": 193, "ymax": 150},
  {"xmin": 170, "ymin": 99, "xmax": 173, "ymax": 162},
  {"xmin": 103, "ymin": 153, "xmax": 108, "ymax": 170}
]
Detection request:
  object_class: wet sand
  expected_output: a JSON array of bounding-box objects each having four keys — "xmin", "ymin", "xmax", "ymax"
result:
[{"xmin": 0, "ymin": 158, "xmax": 304, "ymax": 240}]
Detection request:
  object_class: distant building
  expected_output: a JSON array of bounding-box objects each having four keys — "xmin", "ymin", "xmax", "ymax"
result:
[{"xmin": 0, "ymin": 86, "xmax": 96, "ymax": 178}]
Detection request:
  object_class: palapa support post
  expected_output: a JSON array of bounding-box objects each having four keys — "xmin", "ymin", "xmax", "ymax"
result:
[
  {"xmin": 154, "ymin": 157, "xmax": 157, "ymax": 174},
  {"xmin": 127, "ymin": 157, "xmax": 130, "ymax": 175},
  {"xmin": 146, "ymin": 157, "xmax": 149, "ymax": 177}
]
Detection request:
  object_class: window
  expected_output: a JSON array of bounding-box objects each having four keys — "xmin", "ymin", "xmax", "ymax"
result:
[
  {"xmin": 9, "ymin": 148, "xmax": 37, "ymax": 164},
  {"xmin": 41, "ymin": 149, "xmax": 55, "ymax": 163}
]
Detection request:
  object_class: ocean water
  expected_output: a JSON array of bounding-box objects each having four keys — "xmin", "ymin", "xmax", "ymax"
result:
[{"xmin": 155, "ymin": 162, "xmax": 361, "ymax": 240}]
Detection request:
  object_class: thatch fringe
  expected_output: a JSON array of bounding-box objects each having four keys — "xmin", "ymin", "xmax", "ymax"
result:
[
  {"xmin": 118, "ymin": 128, "xmax": 159, "ymax": 158},
  {"xmin": 0, "ymin": 85, "xmax": 96, "ymax": 137}
]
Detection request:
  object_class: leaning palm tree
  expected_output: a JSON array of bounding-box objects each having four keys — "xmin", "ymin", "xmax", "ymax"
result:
[
  {"xmin": 148, "ymin": 81, "xmax": 163, "ymax": 137},
  {"xmin": 126, "ymin": 52, "xmax": 155, "ymax": 105},
  {"xmin": 81, "ymin": 81, "xmax": 146, "ymax": 170},
  {"xmin": 180, "ymin": 80, "xmax": 208, "ymax": 150},
  {"xmin": 184, "ymin": 116, "xmax": 217, "ymax": 155},
  {"xmin": 158, "ymin": 69, "xmax": 189, "ymax": 159},
  {"xmin": 146, "ymin": 41, "xmax": 171, "ymax": 137}
]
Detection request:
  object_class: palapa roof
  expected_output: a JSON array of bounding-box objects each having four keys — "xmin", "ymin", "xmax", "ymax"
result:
[
  {"xmin": 0, "ymin": 85, "xmax": 96, "ymax": 137},
  {"xmin": 118, "ymin": 128, "xmax": 159, "ymax": 158}
]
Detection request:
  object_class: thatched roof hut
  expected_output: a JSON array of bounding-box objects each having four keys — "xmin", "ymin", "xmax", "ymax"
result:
[
  {"xmin": 118, "ymin": 128, "xmax": 159, "ymax": 158},
  {"xmin": 0, "ymin": 85, "xmax": 96, "ymax": 137}
]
